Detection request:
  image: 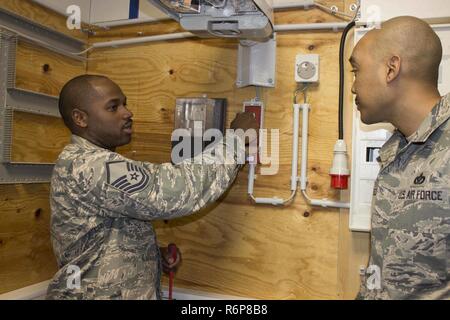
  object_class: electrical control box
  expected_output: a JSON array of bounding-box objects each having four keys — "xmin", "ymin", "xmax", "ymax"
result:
[
  {"xmin": 295, "ymin": 54, "xmax": 319, "ymax": 82},
  {"xmin": 349, "ymin": 24, "xmax": 450, "ymax": 232},
  {"xmin": 172, "ymin": 97, "xmax": 227, "ymax": 164},
  {"xmin": 237, "ymin": 36, "xmax": 277, "ymax": 88}
]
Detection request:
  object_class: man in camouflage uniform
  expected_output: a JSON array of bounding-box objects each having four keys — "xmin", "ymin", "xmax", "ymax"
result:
[
  {"xmin": 46, "ymin": 75, "xmax": 257, "ymax": 299},
  {"xmin": 350, "ymin": 16, "xmax": 449, "ymax": 299}
]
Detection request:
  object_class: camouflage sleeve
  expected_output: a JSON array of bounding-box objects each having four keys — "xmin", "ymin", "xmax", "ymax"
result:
[{"xmin": 92, "ymin": 133, "xmax": 244, "ymax": 221}]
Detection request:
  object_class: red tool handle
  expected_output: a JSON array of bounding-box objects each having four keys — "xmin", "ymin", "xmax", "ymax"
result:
[{"xmin": 168, "ymin": 243, "xmax": 177, "ymax": 300}]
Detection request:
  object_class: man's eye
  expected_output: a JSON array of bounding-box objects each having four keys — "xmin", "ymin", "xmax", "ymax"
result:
[
  {"xmin": 350, "ymin": 69, "xmax": 358, "ymax": 73},
  {"xmin": 109, "ymin": 105, "xmax": 118, "ymax": 111}
]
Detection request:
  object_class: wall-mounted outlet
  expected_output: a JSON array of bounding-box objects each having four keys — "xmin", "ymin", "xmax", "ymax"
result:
[
  {"xmin": 295, "ymin": 54, "xmax": 319, "ymax": 82},
  {"xmin": 243, "ymin": 100, "xmax": 264, "ymax": 164}
]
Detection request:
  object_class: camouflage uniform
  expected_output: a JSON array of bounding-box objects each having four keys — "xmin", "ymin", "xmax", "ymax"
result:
[
  {"xmin": 358, "ymin": 93, "xmax": 450, "ymax": 299},
  {"xmin": 46, "ymin": 134, "xmax": 243, "ymax": 300}
]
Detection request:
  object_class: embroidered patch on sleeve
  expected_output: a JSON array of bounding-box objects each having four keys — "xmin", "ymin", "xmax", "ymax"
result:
[{"xmin": 106, "ymin": 160, "xmax": 150, "ymax": 194}]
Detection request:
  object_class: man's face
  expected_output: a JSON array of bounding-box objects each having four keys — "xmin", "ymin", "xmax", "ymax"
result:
[
  {"xmin": 350, "ymin": 35, "xmax": 389, "ymax": 124},
  {"xmin": 83, "ymin": 79, "xmax": 133, "ymax": 150}
]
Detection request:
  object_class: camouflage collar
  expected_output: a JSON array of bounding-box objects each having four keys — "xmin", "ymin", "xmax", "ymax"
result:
[
  {"xmin": 407, "ymin": 93, "xmax": 450, "ymax": 143},
  {"xmin": 378, "ymin": 93, "xmax": 450, "ymax": 167},
  {"xmin": 378, "ymin": 132, "xmax": 403, "ymax": 168},
  {"xmin": 71, "ymin": 135, "xmax": 107, "ymax": 151}
]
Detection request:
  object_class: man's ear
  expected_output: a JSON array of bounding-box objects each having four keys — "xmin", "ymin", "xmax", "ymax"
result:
[
  {"xmin": 72, "ymin": 108, "xmax": 88, "ymax": 128},
  {"xmin": 386, "ymin": 55, "xmax": 401, "ymax": 83}
]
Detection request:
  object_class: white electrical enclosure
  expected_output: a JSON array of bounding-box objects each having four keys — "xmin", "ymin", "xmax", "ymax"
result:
[
  {"xmin": 358, "ymin": 0, "xmax": 450, "ymax": 26},
  {"xmin": 349, "ymin": 24, "xmax": 450, "ymax": 232},
  {"xmin": 237, "ymin": 35, "xmax": 277, "ymax": 88}
]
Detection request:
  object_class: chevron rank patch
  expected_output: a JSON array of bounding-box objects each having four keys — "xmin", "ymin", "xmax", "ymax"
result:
[{"xmin": 106, "ymin": 160, "xmax": 150, "ymax": 194}]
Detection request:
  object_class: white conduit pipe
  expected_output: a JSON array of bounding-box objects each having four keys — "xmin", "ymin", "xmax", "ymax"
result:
[
  {"xmin": 300, "ymin": 103, "xmax": 309, "ymax": 191},
  {"xmin": 248, "ymin": 163, "xmax": 256, "ymax": 195},
  {"xmin": 248, "ymin": 103, "xmax": 300, "ymax": 206},
  {"xmin": 91, "ymin": 22, "xmax": 347, "ymax": 49},
  {"xmin": 299, "ymin": 103, "xmax": 350, "ymax": 209},
  {"xmin": 273, "ymin": 0, "xmax": 315, "ymax": 10},
  {"xmin": 274, "ymin": 22, "xmax": 348, "ymax": 32},
  {"xmin": 291, "ymin": 103, "xmax": 301, "ymax": 191},
  {"xmin": 91, "ymin": 32, "xmax": 196, "ymax": 49},
  {"xmin": 95, "ymin": 17, "xmax": 170, "ymax": 28}
]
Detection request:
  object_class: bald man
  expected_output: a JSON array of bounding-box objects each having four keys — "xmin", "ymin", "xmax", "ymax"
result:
[
  {"xmin": 350, "ymin": 16, "xmax": 449, "ymax": 299},
  {"xmin": 47, "ymin": 75, "xmax": 257, "ymax": 299}
]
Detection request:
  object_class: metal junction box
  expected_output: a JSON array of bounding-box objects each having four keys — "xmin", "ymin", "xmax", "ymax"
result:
[{"xmin": 172, "ymin": 97, "xmax": 227, "ymax": 163}]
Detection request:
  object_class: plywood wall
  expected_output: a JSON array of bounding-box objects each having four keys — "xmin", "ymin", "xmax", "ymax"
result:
[
  {"xmin": 87, "ymin": 0, "xmax": 369, "ymax": 299},
  {"xmin": 0, "ymin": 0, "xmax": 369, "ymax": 298},
  {"xmin": 0, "ymin": 0, "xmax": 86, "ymax": 294}
]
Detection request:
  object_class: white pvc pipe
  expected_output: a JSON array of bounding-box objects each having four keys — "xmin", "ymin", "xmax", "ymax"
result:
[
  {"xmin": 95, "ymin": 17, "xmax": 170, "ymax": 28},
  {"xmin": 248, "ymin": 163, "xmax": 256, "ymax": 194},
  {"xmin": 92, "ymin": 32, "xmax": 196, "ymax": 48},
  {"xmin": 308, "ymin": 196, "xmax": 351, "ymax": 209},
  {"xmin": 299, "ymin": 104, "xmax": 351, "ymax": 209},
  {"xmin": 254, "ymin": 197, "xmax": 284, "ymax": 205},
  {"xmin": 248, "ymin": 101, "xmax": 300, "ymax": 206},
  {"xmin": 300, "ymin": 103, "xmax": 309, "ymax": 190},
  {"xmin": 291, "ymin": 103, "xmax": 300, "ymax": 191},
  {"xmin": 274, "ymin": 22, "xmax": 348, "ymax": 32},
  {"xmin": 273, "ymin": 0, "xmax": 315, "ymax": 10}
]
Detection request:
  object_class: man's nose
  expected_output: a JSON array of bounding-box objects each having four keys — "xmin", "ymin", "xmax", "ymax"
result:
[
  {"xmin": 351, "ymin": 83, "xmax": 356, "ymax": 95},
  {"xmin": 123, "ymin": 106, "xmax": 133, "ymax": 119}
]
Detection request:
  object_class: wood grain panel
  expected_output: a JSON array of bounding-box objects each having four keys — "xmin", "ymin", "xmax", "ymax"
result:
[
  {"xmin": 11, "ymin": 31, "xmax": 86, "ymax": 164},
  {"xmin": 155, "ymin": 201, "xmax": 339, "ymax": 299},
  {"xmin": 11, "ymin": 111, "xmax": 71, "ymax": 164},
  {"xmin": 0, "ymin": 184, "xmax": 57, "ymax": 294},
  {"xmin": 0, "ymin": 0, "xmax": 86, "ymax": 294},
  {"xmin": 15, "ymin": 41, "xmax": 86, "ymax": 96}
]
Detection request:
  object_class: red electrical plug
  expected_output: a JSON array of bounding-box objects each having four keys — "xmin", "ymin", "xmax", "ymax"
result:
[
  {"xmin": 329, "ymin": 140, "xmax": 350, "ymax": 189},
  {"xmin": 168, "ymin": 243, "xmax": 177, "ymax": 300}
]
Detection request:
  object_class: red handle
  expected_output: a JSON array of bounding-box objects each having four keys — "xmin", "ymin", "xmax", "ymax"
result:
[
  {"xmin": 168, "ymin": 243, "xmax": 177, "ymax": 261},
  {"xmin": 168, "ymin": 243, "xmax": 177, "ymax": 300}
]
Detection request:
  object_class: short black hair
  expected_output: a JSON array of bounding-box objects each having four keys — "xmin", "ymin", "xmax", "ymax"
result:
[{"xmin": 58, "ymin": 74, "xmax": 109, "ymax": 131}]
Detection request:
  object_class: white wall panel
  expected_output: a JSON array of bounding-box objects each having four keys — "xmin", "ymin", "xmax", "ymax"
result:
[{"xmin": 359, "ymin": 0, "xmax": 450, "ymax": 25}]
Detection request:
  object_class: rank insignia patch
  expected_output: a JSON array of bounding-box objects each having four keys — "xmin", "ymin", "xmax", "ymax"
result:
[{"xmin": 106, "ymin": 161, "xmax": 150, "ymax": 194}]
